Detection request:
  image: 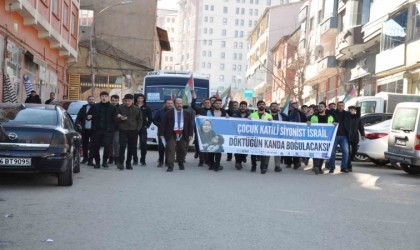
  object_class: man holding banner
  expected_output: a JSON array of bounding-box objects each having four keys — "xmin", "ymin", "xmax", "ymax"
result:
[
  {"xmin": 270, "ymin": 102, "xmax": 289, "ymax": 172},
  {"xmin": 308, "ymin": 102, "xmax": 335, "ymax": 175},
  {"xmin": 232, "ymin": 101, "xmax": 251, "ymax": 170},
  {"xmin": 249, "ymin": 100, "xmax": 272, "ymax": 174}
]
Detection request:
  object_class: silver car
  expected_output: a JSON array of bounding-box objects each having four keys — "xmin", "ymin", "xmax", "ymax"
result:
[{"xmin": 385, "ymin": 102, "xmax": 420, "ymax": 175}]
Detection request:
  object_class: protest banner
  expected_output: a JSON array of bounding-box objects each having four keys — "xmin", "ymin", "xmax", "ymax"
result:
[{"xmin": 195, "ymin": 117, "xmax": 338, "ymax": 159}]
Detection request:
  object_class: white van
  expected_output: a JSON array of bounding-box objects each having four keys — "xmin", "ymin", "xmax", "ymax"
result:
[{"xmin": 384, "ymin": 102, "xmax": 420, "ymax": 175}]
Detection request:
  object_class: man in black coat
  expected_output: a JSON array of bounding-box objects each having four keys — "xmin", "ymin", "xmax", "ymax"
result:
[
  {"xmin": 133, "ymin": 94, "xmax": 153, "ymax": 166},
  {"xmin": 90, "ymin": 91, "xmax": 116, "ymax": 168},
  {"xmin": 25, "ymin": 90, "xmax": 41, "ymax": 104},
  {"xmin": 153, "ymin": 99, "xmax": 174, "ymax": 167},
  {"xmin": 75, "ymin": 96, "xmax": 96, "ymax": 165},
  {"xmin": 191, "ymin": 91, "xmax": 212, "ymax": 166},
  {"xmin": 347, "ymin": 106, "xmax": 365, "ymax": 171},
  {"xmin": 285, "ymin": 101, "xmax": 307, "ymax": 169},
  {"xmin": 232, "ymin": 101, "xmax": 251, "ymax": 170}
]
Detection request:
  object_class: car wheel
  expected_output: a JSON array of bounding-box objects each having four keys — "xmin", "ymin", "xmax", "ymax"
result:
[
  {"xmin": 371, "ymin": 159, "xmax": 390, "ymax": 166},
  {"xmin": 74, "ymin": 149, "xmax": 81, "ymax": 174},
  {"xmin": 401, "ymin": 163, "xmax": 420, "ymax": 175},
  {"xmin": 388, "ymin": 160, "xmax": 402, "ymax": 170},
  {"xmin": 58, "ymin": 156, "xmax": 74, "ymax": 186},
  {"xmin": 354, "ymin": 154, "xmax": 369, "ymax": 162}
]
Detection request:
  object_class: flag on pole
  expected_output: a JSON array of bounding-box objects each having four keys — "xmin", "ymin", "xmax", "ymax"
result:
[
  {"xmin": 221, "ymin": 85, "xmax": 231, "ymax": 100},
  {"xmin": 3, "ymin": 73, "xmax": 18, "ymax": 103},
  {"xmin": 282, "ymin": 91, "xmax": 292, "ymax": 115},
  {"xmin": 23, "ymin": 74, "xmax": 34, "ymax": 95},
  {"xmin": 182, "ymin": 73, "xmax": 195, "ymax": 106},
  {"xmin": 342, "ymin": 85, "xmax": 356, "ymax": 102}
]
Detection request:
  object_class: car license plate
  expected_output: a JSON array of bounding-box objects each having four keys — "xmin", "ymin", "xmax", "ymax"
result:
[
  {"xmin": 0, "ymin": 158, "xmax": 31, "ymax": 166},
  {"xmin": 395, "ymin": 139, "xmax": 406, "ymax": 146}
]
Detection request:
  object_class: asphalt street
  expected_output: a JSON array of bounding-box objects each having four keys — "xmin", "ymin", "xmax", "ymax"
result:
[{"xmin": 1, "ymin": 150, "xmax": 420, "ymax": 250}]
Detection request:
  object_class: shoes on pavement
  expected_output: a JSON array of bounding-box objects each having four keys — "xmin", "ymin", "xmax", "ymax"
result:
[
  {"xmin": 274, "ymin": 166, "xmax": 282, "ymax": 172},
  {"xmin": 340, "ymin": 169, "xmax": 349, "ymax": 173},
  {"xmin": 167, "ymin": 166, "xmax": 174, "ymax": 172},
  {"xmin": 102, "ymin": 163, "xmax": 109, "ymax": 168},
  {"xmin": 329, "ymin": 169, "xmax": 334, "ymax": 174},
  {"xmin": 235, "ymin": 163, "xmax": 243, "ymax": 170},
  {"xmin": 286, "ymin": 164, "xmax": 291, "ymax": 168},
  {"xmin": 261, "ymin": 168, "xmax": 267, "ymax": 174},
  {"xmin": 319, "ymin": 169, "xmax": 324, "ymax": 174},
  {"xmin": 87, "ymin": 162, "xmax": 95, "ymax": 167},
  {"xmin": 157, "ymin": 162, "xmax": 163, "ymax": 168},
  {"xmin": 126, "ymin": 164, "xmax": 133, "ymax": 170},
  {"xmin": 179, "ymin": 163, "xmax": 185, "ymax": 170},
  {"xmin": 140, "ymin": 162, "xmax": 146, "ymax": 166},
  {"xmin": 108, "ymin": 157, "xmax": 114, "ymax": 164},
  {"xmin": 194, "ymin": 152, "xmax": 199, "ymax": 159},
  {"xmin": 198, "ymin": 161, "xmax": 204, "ymax": 167},
  {"xmin": 117, "ymin": 163, "xmax": 124, "ymax": 170},
  {"xmin": 227, "ymin": 157, "xmax": 232, "ymax": 161},
  {"xmin": 81, "ymin": 159, "xmax": 88, "ymax": 164},
  {"xmin": 133, "ymin": 161, "xmax": 138, "ymax": 166},
  {"xmin": 208, "ymin": 165, "xmax": 214, "ymax": 170},
  {"xmin": 314, "ymin": 167, "xmax": 320, "ymax": 175},
  {"xmin": 348, "ymin": 168, "xmax": 353, "ymax": 172},
  {"xmin": 243, "ymin": 158, "xmax": 247, "ymax": 163},
  {"xmin": 293, "ymin": 163, "xmax": 301, "ymax": 169},
  {"xmin": 251, "ymin": 166, "xmax": 257, "ymax": 172},
  {"xmin": 94, "ymin": 164, "xmax": 100, "ymax": 169},
  {"xmin": 214, "ymin": 165, "xmax": 223, "ymax": 172}
]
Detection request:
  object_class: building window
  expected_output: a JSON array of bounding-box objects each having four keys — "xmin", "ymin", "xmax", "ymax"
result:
[
  {"xmin": 210, "ymin": 17, "xmax": 214, "ymax": 23},
  {"xmin": 309, "ymin": 17, "xmax": 314, "ymax": 31},
  {"xmin": 203, "ymin": 40, "xmax": 207, "ymax": 45},
  {"xmin": 70, "ymin": 11, "xmax": 77, "ymax": 35},
  {"xmin": 240, "ymin": 19, "xmax": 244, "ymax": 26},
  {"xmin": 254, "ymin": 9, "xmax": 258, "ymax": 16},
  {"xmin": 220, "ymin": 64, "xmax": 225, "ymax": 70},
  {"xmin": 381, "ymin": 9, "xmax": 408, "ymax": 51},
  {"xmin": 234, "ymin": 42, "xmax": 238, "ymax": 48},
  {"xmin": 221, "ymin": 41, "xmax": 226, "ymax": 48},
  {"xmin": 249, "ymin": 9, "xmax": 253, "ymax": 15},
  {"xmin": 219, "ymin": 75, "xmax": 225, "ymax": 81},
  {"xmin": 338, "ymin": 10, "xmax": 345, "ymax": 32},
  {"xmin": 203, "ymin": 51, "xmax": 207, "ymax": 56},
  {"xmin": 378, "ymin": 79, "xmax": 404, "ymax": 93},
  {"xmin": 236, "ymin": 7, "xmax": 240, "ymax": 14},
  {"xmin": 223, "ymin": 6, "xmax": 228, "ymax": 13},
  {"xmin": 208, "ymin": 51, "xmax": 212, "ymax": 57},
  {"xmin": 207, "ymin": 63, "xmax": 212, "ymax": 68},
  {"xmin": 204, "ymin": 28, "xmax": 207, "ymax": 34},
  {"xmin": 52, "ymin": 0, "xmax": 59, "ymax": 16},
  {"xmin": 221, "ymin": 52, "xmax": 226, "ymax": 59},
  {"xmin": 223, "ymin": 18, "xmax": 227, "ymax": 25},
  {"xmin": 235, "ymin": 19, "xmax": 239, "ymax": 26},
  {"xmin": 211, "ymin": 5, "xmax": 214, "ymax": 11},
  {"xmin": 233, "ymin": 53, "xmax": 237, "ymax": 60},
  {"xmin": 238, "ymin": 65, "xmax": 242, "ymax": 71},
  {"xmin": 241, "ymin": 8, "xmax": 245, "ymax": 15},
  {"xmin": 412, "ymin": 3, "xmax": 420, "ymax": 41},
  {"xmin": 62, "ymin": 3, "xmax": 68, "ymax": 27},
  {"xmin": 202, "ymin": 62, "xmax": 206, "ymax": 68},
  {"xmin": 222, "ymin": 29, "xmax": 227, "ymax": 36},
  {"xmin": 209, "ymin": 28, "xmax": 213, "ymax": 34},
  {"xmin": 238, "ymin": 53, "xmax": 242, "ymax": 60},
  {"xmin": 357, "ymin": 0, "xmax": 372, "ymax": 25},
  {"xmin": 209, "ymin": 40, "xmax": 213, "ymax": 45},
  {"xmin": 233, "ymin": 64, "xmax": 237, "ymax": 71},
  {"xmin": 205, "ymin": 5, "xmax": 208, "ymax": 10},
  {"xmin": 235, "ymin": 31, "xmax": 238, "ymax": 37},
  {"xmin": 256, "ymin": 0, "xmax": 259, "ymax": 4},
  {"xmin": 250, "ymin": 0, "xmax": 253, "ymax": 3},
  {"xmin": 204, "ymin": 16, "xmax": 208, "ymax": 22},
  {"xmin": 249, "ymin": 20, "xmax": 253, "ymax": 27},
  {"xmin": 240, "ymin": 31, "xmax": 243, "ymax": 37},
  {"xmin": 267, "ymin": 0, "xmax": 271, "ymax": 5},
  {"xmin": 239, "ymin": 42, "xmax": 243, "ymax": 48}
]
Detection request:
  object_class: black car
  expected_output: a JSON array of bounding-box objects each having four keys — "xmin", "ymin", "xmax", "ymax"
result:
[{"xmin": 0, "ymin": 104, "xmax": 81, "ymax": 186}]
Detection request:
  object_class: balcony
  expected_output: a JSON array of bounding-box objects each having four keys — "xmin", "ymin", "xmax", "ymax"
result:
[
  {"xmin": 336, "ymin": 25, "xmax": 364, "ymax": 60},
  {"xmin": 317, "ymin": 56, "xmax": 339, "ymax": 72},
  {"xmin": 5, "ymin": 0, "xmax": 77, "ymax": 60},
  {"xmin": 320, "ymin": 16, "xmax": 338, "ymax": 36}
]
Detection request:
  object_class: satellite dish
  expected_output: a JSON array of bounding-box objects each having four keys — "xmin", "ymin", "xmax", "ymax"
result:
[{"xmin": 314, "ymin": 45, "xmax": 324, "ymax": 59}]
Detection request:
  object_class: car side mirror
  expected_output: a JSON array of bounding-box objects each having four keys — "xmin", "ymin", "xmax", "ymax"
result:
[{"xmin": 74, "ymin": 124, "xmax": 82, "ymax": 132}]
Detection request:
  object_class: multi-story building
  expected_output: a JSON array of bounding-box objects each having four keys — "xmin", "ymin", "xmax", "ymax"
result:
[
  {"xmin": 0, "ymin": 0, "xmax": 79, "ymax": 102},
  {"xmin": 246, "ymin": 1, "xmax": 303, "ymax": 104},
  {"xmin": 67, "ymin": 0, "xmax": 159, "ymax": 100},
  {"xmin": 176, "ymin": 0, "xmax": 294, "ymax": 93},
  {"xmin": 157, "ymin": 9, "xmax": 178, "ymax": 71}
]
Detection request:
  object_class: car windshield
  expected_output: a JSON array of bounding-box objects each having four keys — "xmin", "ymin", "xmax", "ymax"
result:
[
  {"xmin": 0, "ymin": 107, "xmax": 57, "ymax": 126},
  {"xmin": 67, "ymin": 102, "xmax": 86, "ymax": 115},
  {"xmin": 392, "ymin": 108, "xmax": 417, "ymax": 131}
]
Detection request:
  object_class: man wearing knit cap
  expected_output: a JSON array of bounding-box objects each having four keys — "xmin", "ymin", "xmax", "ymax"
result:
[{"xmin": 115, "ymin": 94, "xmax": 142, "ymax": 170}]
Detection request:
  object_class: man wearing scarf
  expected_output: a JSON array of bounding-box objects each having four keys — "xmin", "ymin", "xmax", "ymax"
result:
[{"xmin": 160, "ymin": 98, "xmax": 193, "ymax": 172}]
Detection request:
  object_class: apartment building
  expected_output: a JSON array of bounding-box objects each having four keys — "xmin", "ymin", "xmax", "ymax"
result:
[
  {"xmin": 246, "ymin": 1, "xmax": 303, "ymax": 104},
  {"xmin": 0, "ymin": 0, "xmax": 79, "ymax": 102},
  {"xmin": 176, "ymin": 0, "xmax": 294, "ymax": 93},
  {"xmin": 68, "ymin": 0, "xmax": 158, "ymax": 99},
  {"xmin": 157, "ymin": 9, "xmax": 178, "ymax": 71}
]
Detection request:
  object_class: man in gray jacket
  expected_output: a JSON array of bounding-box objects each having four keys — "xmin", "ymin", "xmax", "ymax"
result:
[{"xmin": 115, "ymin": 94, "xmax": 142, "ymax": 170}]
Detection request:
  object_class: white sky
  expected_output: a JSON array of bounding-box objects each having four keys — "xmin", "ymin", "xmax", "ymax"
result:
[{"xmin": 157, "ymin": 0, "xmax": 178, "ymax": 10}]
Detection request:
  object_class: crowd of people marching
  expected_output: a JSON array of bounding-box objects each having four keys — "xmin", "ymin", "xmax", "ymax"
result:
[{"xmin": 72, "ymin": 90, "xmax": 365, "ymax": 175}]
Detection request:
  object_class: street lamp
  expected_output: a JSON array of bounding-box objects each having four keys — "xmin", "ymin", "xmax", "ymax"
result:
[{"xmin": 90, "ymin": 1, "xmax": 133, "ymax": 95}]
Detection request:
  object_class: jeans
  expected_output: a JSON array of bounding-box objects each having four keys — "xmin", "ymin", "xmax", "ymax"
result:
[
  {"xmin": 329, "ymin": 136, "xmax": 349, "ymax": 170},
  {"xmin": 91, "ymin": 129, "xmax": 112, "ymax": 165},
  {"xmin": 81, "ymin": 129, "xmax": 93, "ymax": 161}
]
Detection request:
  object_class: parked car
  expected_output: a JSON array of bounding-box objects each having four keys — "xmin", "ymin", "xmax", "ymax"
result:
[
  {"xmin": 0, "ymin": 103, "xmax": 82, "ymax": 186},
  {"xmin": 51, "ymin": 100, "xmax": 88, "ymax": 122},
  {"xmin": 385, "ymin": 102, "xmax": 420, "ymax": 175},
  {"xmin": 357, "ymin": 119, "xmax": 391, "ymax": 165}
]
